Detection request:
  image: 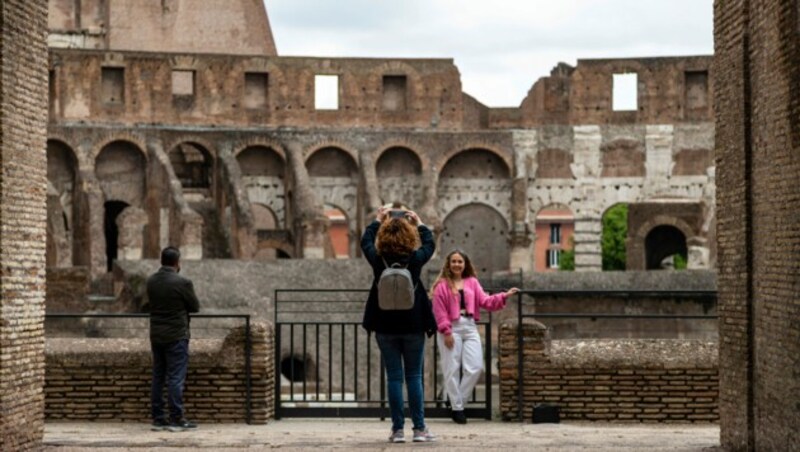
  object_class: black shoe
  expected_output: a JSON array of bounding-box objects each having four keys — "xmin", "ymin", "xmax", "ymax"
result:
[
  {"xmin": 168, "ymin": 418, "xmax": 198, "ymax": 432},
  {"xmin": 151, "ymin": 418, "xmax": 170, "ymax": 431},
  {"xmin": 451, "ymin": 410, "xmax": 467, "ymax": 424}
]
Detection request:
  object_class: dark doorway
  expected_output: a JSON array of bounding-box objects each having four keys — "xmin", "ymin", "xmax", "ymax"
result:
[
  {"xmin": 280, "ymin": 355, "xmax": 307, "ymax": 382},
  {"xmin": 645, "ymin": 225, "xmax": 687, "ymax": 270},
  {"xmin": 104, "ymin": 201, "xmax": 129, "ymax": 272}
]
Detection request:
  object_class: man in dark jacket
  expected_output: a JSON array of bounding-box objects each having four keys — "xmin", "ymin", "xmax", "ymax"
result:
[{"xmin": 146, "ymin": 246, "xmax": 200, "ymax": 432}]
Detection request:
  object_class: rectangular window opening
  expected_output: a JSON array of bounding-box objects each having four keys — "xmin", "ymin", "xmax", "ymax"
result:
[
  {"xmin": 612, "ymin": 73, "xmax": 638, "ymax": 111},
  {"xmin": 244, "ymin": 72, "xmax": 269, "ymax": 109},
  {"xmin": 314, "ymin": 74, "xmax": 339, "ymax": 110},
  {"xmin": 549, "ymin": 223, "xmax": 562, "ymax": 245},
  {"xmin": 546, "ymin": 249, "xmax": 561, "ymax": 269},
  {"xmin": 382, "ymin": 75, "xmax": 407, "ymax": 111},
  {"xmin": 172, "ymin": 70, "xmax": 195, "ymax": 96},
  {"xmin": 684, "ymin": 70, "xmax": 709, "ymax": 114},
  {"xmin": 101, "ymin": 67, "xmax": 125, "ymax": 104}
]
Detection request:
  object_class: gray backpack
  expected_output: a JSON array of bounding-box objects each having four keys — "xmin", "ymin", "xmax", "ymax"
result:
[{"xmin": 377, "ymin": 258, "xmax": 416, "ymax": 310}]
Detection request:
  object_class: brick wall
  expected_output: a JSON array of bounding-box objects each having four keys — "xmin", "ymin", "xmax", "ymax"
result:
[
  {"xmin": 45, "ymin": 323, "xmax": 274, "ymax": 423},
  {"xmin": 0, "ymin": 0, "xmax": 49, "ymax": 450},
  {"xmin": 715, "ymin": 0, "xmax": 800, "ymax": 449},
  {"xmin": 499, "ymin": 320, "xmax": 718, "ymax": 423}
]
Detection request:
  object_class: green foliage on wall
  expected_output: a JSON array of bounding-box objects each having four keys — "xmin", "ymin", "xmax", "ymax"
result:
[{"xmin": 602, "ymin": 204, "xmax": 628, "ymax": 271}]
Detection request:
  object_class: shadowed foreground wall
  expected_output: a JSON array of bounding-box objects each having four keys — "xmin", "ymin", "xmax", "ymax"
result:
[
  {"xmin": 45, "ymin": 324, "xmax": 273, "ymax": 423},
  {"xmin": 715, "ymin": 0, "xmax": 800, "ymax": 449},
  {"xmin": 0, "ymin": 0, "xmax": 49, "ymax": 449}
]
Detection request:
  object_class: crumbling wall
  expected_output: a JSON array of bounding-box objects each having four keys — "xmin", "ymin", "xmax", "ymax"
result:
[
  {"xmin": 45, "ymin": 324, "xmax": 273, "ymax": 423},
  {"xmin": 499, "ymin": 320, "xmax": 718, "ymax": 423}
]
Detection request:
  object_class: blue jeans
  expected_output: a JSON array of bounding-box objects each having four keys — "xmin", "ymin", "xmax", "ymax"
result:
[
  {"xmin": 376, "ymin": 332, "xmax": 426, "ymax": 431},
  {"xmin": 151, "ymin": 339, "xmax": 189, "ymax": 422}
]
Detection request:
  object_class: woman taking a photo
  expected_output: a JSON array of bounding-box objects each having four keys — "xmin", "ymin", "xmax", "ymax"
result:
[
  {"xmin": 431, "ymin": 249, "xmax": 519, "ymax": 424},
  {"xmin": 361, "ymin": 206, "xmax": 437, "ymax": 443}
]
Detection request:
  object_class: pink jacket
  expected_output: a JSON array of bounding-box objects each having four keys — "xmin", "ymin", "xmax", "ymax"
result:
[{"xmin": 432, "ymin": 277, "xmax": 507, "ymax": 335}]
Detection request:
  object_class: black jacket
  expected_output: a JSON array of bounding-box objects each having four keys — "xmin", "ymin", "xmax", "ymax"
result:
[
  {"xmin": 145, "ymin": 266, "xmax": 200, "ymax": 344},
  {"xmin": 361, "ymin": 220, "xmax": 437, "ymax": 336}
]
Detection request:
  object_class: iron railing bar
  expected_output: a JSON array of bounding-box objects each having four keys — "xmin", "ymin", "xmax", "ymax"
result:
[
  {"xmin": 245, "ymin": 315, "xmax": 252, "ymax": 424},
  {"xmin": 341, "ymin": 324, "xmax": 345, "ymax": 401},
  {"xmin": 315, "ymin": 324, "xmax": 320, "ymax": 402},
  {"xmin": 289, "ymin": 324, "xmax": 295, "ymax": 401},
  {"xmin": 367, "ymin": 332, "xmax": 372, "ymax": 401},
  {"xmin": 353, "ymin": 325, "xmax": 358, "ymax": 402},
  {"xmin": 328, "ymin": 324, "xmax": 333, "ymax": 402},
  {"xmin": 484, "ymin": 318, "xmax": 492, "ymax": 419},
  {"xmin": 274, "ymin": 323, "xmax": 282, "ymax": 420},
  {"xmin": 302, "ymin": 324, "xmax": 307, "ymax": 401}
]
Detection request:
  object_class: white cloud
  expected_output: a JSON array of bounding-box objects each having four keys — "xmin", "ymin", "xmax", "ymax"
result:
[{"xmin": 267, "ymin": 0, "xmax": 713, "ymax": 106}]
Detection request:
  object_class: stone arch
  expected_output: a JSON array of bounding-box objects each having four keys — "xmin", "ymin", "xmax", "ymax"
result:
[
  {"xmin": 534, "ymin": 203, "xmax": 575, "ymax": 272},
  {"xmin": 237, "ymin": 145, "xmax": 286, "ymax": 177},
  {"xmin": 535, "ymin": 148, "xmax": 574, "ymax": 179},
  {"xmin": 168, "ymin": 141, "xmax": 214, "ymax": 189},
  {"xmin": 600, "ymin": 138, "xmax": 645, "ymax": 178},
  {"xmin": 440, "ymin": 203, "xmax": 510, "ymax": 276},
  {"xmin": 439, "ymin": 148, "xmax": 511, "ymax": 180},
  {"xmin": 435, "ymin": 145, "xmax": 512, "ymax": 177},
  {"xmin": 91, "ymin": 134, "xmax": 148, "ymax": 162},
  {"xmin": 376, "ymin": 146, "xmax": 422, "ymax": 177},
  {"xmin": 629, "ymin": 214, "xmax": 696, "ymax": 271},
  {"xmin": 304, "ymin": 142, "xmax": 359, "ymax": 168},
  {"xmin": 95, "ymin": 140, "xmax": 147, "ymax": 207},
  {"xmin": 306, "ymin": 146, "xmax": 359, "ymax": 178},
  {"xmin": 47, "ymin": 139, "xmax": 79, "ymax": 267},
  {"xmin": 673, "ymin": 148, "xmax": 713, "ymax": 176},
  {"xmin": 645, "ymin": 225, "xmax": 688, "ymax": 270},
  {"xmin": 234, "ymin": 139, "xmax": 286, "ymax": 161}
]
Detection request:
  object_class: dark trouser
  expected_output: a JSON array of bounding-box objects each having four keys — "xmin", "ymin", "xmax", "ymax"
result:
[
  {"xmin": 376, "ymin": 332, "xmax": 427, "ymax": 431},
  {"xmin": 151, "ymin": 339, "xmax": 189, "ymax": 422}
]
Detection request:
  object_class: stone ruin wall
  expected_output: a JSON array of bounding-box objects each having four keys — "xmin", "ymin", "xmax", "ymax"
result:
[{"xmin": 45, "ymin": 49, "xmax": 716, "ymax": 284}]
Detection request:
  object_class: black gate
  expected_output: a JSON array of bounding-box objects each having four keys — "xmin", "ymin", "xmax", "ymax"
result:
[{"xmin": 274, "ymin": 289, "xmax": 493, "ymax": 419}]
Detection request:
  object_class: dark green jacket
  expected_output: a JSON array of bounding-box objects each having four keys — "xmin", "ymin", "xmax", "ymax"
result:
[{"xmin": 145, "ymin": 266, "xmax": 200, "ymax": 344}]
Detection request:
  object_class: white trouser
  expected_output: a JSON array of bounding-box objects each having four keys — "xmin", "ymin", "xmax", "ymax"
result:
[{"xmin": 437, "ymin": 316, "xmax": 483, "ymax": 412}]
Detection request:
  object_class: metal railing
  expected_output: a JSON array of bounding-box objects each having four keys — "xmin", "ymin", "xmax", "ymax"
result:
[
  {"xmin": 513, "ymin": 289, "xmax": 719, "ymax": 421},
  {"xmin": 45, "ymin": 313, "xmax": 253, "ymax": 424},
  {"xmin": 274, "ymin": 289, "xmax": 493, "ymax": 419}
]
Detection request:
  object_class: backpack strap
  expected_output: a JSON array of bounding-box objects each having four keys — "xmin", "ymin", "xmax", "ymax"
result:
[{"xmin": 380, "ymin": 257, "xmax": 417, "ymax": 289}]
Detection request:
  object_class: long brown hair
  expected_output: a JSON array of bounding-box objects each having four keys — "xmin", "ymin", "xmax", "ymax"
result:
[
  {"xmin": 376, "ymin": 218, "xmax": 418, "ymax": 256},
  {"xmin": 431, "ymin": 249, "xmax": 478, "ymax": 295}
]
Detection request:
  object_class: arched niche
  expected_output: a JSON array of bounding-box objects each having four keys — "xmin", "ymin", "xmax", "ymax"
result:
[
  {"xmin": 440, "ymin": 148, "xmax": 510, "ymax": 180},
  {"xmin": 441, "ymin": 203, "xmax": 509, "ymax": 276},
  {"xmin": 645, "ymin": 225, "xmax": 688, "ymax": 270},
  {"xmin": 95, "ymin": 140, "xmax": 146, "ymax": 207},
  {"xmin": 169, "ymin": 142, "xmax": 214, "ymax": 189}
]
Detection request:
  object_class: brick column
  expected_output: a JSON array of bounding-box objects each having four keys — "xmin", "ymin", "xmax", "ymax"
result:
[
  {"xmin": 498, "ymin": 318, "xmax": 550, "ymax": 421},
  {"xmin": 0, "ymin": 0, "xmax": 49, "ymax": 449}
]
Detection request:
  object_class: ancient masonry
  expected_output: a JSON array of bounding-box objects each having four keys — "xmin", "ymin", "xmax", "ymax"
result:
[
  {"xmin": 714, "ymin": 0, "xmax": 800, "ymax": 449},
  {"xmin": 0, "ymin": 1, "xmax": 49, "ymax": 449},
  {"xmin": 45, "ymin": 1, "xmax": 715, "ymax": 289}
]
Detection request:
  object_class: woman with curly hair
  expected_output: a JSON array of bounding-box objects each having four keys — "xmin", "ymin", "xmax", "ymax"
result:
[
  {"xmin": 361, "ymin": 206, "xmax": 437, "ymax": 443},
  {"xmin": 431, "ymin": 249, "xmax": 518, "ymax": 424}
]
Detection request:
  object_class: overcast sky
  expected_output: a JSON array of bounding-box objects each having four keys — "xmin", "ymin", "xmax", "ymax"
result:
[{"xmin": 266, "ymin": 1, "xmax": 713, "ymax": 107}]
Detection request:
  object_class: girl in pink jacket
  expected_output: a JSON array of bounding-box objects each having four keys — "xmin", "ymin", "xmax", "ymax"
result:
[{"xmin": 431, "ymin": 249, "xmax": 518, "ymax": 424}]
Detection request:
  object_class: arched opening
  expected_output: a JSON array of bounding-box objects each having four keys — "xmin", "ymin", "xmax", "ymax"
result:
[
  {"xmin": 103, "ymin": 200, "xmax": 129, "ymax": 272},
  {"xmin": 237, "ymin": 146, "xmax": 285, "ymax": 177},
  {"xmin": 440, "ymin": 148, "xmax": 510, "ymax": 179},
  {"xmin": 46, "ymin": 140, "xmax": 78, "ymax": 267},
  {"xmin": 324, "ymin": 204, "xmax": 349, "ymax": 259},
  {"xmin": 535, "ymin": 205, "xmax": 575, "ymax": 272},
  {"xmin": 645, "ymin": 225, "xmax": 688, "ymax": 270},
  {"xmin": 95, "ymin": 141, "xmax": 146, "ymax": 207},
  {"xmin": 376, "ymin": 147, "xmax": 422, "ymax": 177},
  {"xmin": 169, "ymin": 142, "xmax": 213, "ymax": 189},
  {"xmin": 441, "ymin": 204, "xmax": 509, "ymax": 276},
  {"xmin": 252, "ymin": 203, "xmax": 280, "ymax": 260},
  {"xmin": 602, "ymin": 203, "xmax": 628, "ymax": 271},
  {"xmin": 280, "ymin": 355, "xmax": 307, "ymax": 382},
  {"xmin": 306, "ymin": 147, "xmax": 357, "ymax": 178}
]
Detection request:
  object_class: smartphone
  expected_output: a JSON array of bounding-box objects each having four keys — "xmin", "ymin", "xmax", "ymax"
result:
[{"xmin": 389, "ymin": 210, "xmax": 407, "ymax": 219}]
